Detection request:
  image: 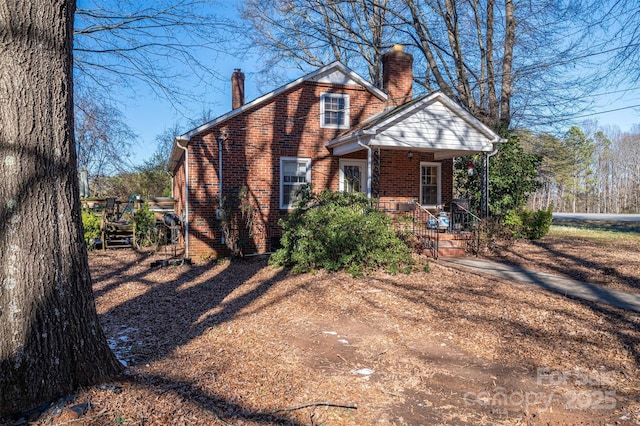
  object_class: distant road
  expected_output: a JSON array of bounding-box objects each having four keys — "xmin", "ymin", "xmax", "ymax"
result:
[{"xmin": 553, "ymin": 213, "xmax": 640, "ymax": 222}]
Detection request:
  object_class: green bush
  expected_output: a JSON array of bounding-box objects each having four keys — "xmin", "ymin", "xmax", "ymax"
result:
[
  {"xmin": 270, "ymin": 189, "xmax": 414, "ymax": 275},
  {"xmin": 521, "ymin": 206, "xmax": 553, "ymax": 239},
  {"xmin": 81, "ymin": 209, "xmax": 102, "ymax": 249},
  {"xmin": 501, "ymin": 206, "xmax": 553, "ymax": 240},
  {"xmin": 134, "ymin": 203, "xmax": 158, "ymax": 247},
  {"xmin": 501, "ymin": 209, "xmax": 523, "ymax": 238}
]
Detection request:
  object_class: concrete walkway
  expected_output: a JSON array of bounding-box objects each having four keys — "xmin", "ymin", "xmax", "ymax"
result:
[{"xmin": 439, "ymin": 257, "xmax": 640, "ymax": 313}]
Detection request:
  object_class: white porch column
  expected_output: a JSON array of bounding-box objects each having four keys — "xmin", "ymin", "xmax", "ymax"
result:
[{"xmin": 357, "ymin": 136, "xmax": 372, "ymax": 198}]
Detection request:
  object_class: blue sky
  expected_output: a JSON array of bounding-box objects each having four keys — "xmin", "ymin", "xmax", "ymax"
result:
[
  {"xmin": 94, "ymin": 2, "xmax": 640, "ymax": 167},
  {"xmin": 582, "ymin": 90, "xmax": 640, "ymax": 132},
  {"xmin": 120, "ymin": 54, "xmax": 264, "ymax": 164}
]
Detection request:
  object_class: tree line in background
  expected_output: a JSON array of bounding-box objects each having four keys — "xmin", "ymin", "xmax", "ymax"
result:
[
  {"xmin": 522, "ymin": 124, "xmax": 640, "ymax": 214},
  {"xmin": 455, "ymin": 123, "xmax": 640, "ymax": 217}
]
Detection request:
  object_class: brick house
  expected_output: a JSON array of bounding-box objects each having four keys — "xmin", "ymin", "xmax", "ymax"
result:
[{"xmin": 168, "ymin": 45, "xmax": 505, "ymax": 258}]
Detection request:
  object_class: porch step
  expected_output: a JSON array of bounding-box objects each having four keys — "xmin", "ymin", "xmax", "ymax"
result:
[
  {"xmin": 419, "ymin": 232, "xmax": 473, "ymax": 258},
  {"xmin": 436, "ymin": 239, "xmax": 467, "ymax": 257},
  {"xmin": 437, "ymin": 231, "xmax": 474, "ymax": 241}
]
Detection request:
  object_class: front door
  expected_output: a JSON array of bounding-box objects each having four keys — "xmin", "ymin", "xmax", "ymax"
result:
[{"xmin": 339, "ymin": 159, "xmax": 368, "ymax": 193}]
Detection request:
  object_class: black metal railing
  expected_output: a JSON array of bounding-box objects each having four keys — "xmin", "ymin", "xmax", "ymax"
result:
[
  {"xmin": 449, "ymin": 199, "xmax": 481, "ymax": 256},
  {"xmin": 376, "ymin": 201, "xmax": 440, "ymax": 259},
  {"xmin": 376, "ymin": 199, "xmax": 484, "ymax": 258}
]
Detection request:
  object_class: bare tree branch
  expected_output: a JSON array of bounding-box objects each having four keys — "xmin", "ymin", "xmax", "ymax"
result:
[
  {"xmin": 74, "ymin": 0, "xmax": 240, "ymax": 108},
  {"xmin": 241, "ymin": 0, "xmax": 609, "ymax": 130}
]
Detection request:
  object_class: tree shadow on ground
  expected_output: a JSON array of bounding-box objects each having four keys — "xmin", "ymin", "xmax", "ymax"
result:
[
  {"xmin": 531, "ymin": 239, "xmax": 640, "ymax": 289},
  {"xmin": 74, "ymin": 245, "xmax": 640, "ymax": 425},
  {"xmin": 361, "ymin": 267, "xmax": 640, "ymax": 384},
  {"xmin": 95, "ymin": 254, "xmax": 290, "ymax": 365},
  {"xmin": 51, "ymin": 247, "xmax": 638, "ymax": 426},
  {"xmin": 90, "ymin": 250, "xmax": 155, "ymax": 299},
  {"xmin": 3, "ymin": 372, "xmax": 306, "ymax": 426},
  {"xmin": 489, "ymin": 237, "xmax": 640, "ymax": 292},
  {"xmin": 111, "ymin": 373, "xmax": 306, "ymax": 425},
  {"xmin": 3, "ymin": 253, "xmax": 304, "ymax": 424}
]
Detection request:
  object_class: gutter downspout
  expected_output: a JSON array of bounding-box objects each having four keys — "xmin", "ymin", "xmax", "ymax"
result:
[
  {"xmin": 482, "ymin": 140, "xmax": 501, "ymax": 219},
  {"xmin": 168, "ymin": 171, "xmax": 174, "ymax": 198},
  {"xmin": 357, "ymin": 136, "xmax": 372, "ymax": 198},
  {"xmin": 176, "ymin": 139, "xmax": 190, "ymax": 258},
  {"xmin": 217, "ymin": 136, "xmax": 225, "ymax": 245}
]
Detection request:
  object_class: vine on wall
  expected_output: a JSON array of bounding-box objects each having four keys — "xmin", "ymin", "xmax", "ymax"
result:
[{"xmin": 220, "ymin": 186, "xmax": 255, "ymax": 257}]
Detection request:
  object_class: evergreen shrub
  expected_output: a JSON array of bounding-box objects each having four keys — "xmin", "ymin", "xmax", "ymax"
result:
[
  {"xmin": 134, "ymin": 203, "xmax": 158, "ymax": 247},
  {"xmin": 501, "ymin": 206, "xmax": 553, "ymax": 240},
  {"xmin": 270, "ymin": 189, "xmax": 413, "ymax": 275},
  {"xmin": 81, "ymin": 209, "xmax": 102, "ymax": 249}
]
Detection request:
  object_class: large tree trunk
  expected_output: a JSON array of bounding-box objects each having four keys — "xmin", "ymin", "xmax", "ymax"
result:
[
  {"xmin": 500, "ymin": 0, "xmax": 515, "ymax": 129},
  {"xmin": 0, "ymin": 0, "xmax": 122, "ymax": 417}
]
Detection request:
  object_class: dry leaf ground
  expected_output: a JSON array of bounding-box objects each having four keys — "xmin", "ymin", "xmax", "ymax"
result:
[
  {"xmin": 486, "ymin": 226, "xmax": 640, "ymax": 295},
  {"xmin": 5, "ymin": 226, "xmax": 640, "ymax": 425}
]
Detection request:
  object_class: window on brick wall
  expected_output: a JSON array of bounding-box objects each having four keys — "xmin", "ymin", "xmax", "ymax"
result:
[
  {"xmin": 320, "ymin": 93, "xmax": 349, "ymax": 129},
  {"xmin": 280, "ymin": 157, "xmax": 311, "ymax": 209},
  {"xmin": 420, "ymin": 162, "xmax": 441, "ymax": 208}
]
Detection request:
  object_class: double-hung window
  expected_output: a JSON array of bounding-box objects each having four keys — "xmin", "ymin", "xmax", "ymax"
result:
[
  {"xmin": 320, "ymin": 93, "xmax": 349, "ymax": 129},
  {"xmin": 420, "ymin": 162, "xmax": 441, "ymax": 208},
  {"xmin": 280, "ymin": 157, "xmax": 311, "ymax": 209}
]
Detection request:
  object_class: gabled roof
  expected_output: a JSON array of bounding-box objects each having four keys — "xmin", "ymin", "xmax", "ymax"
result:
[
  {"xmin": 168, "ymin": 62, "xmax": 387, "ymax": 172},
  {"xmin": 325, "ymin": 91, "xmax": 506, "ymax": 159}
]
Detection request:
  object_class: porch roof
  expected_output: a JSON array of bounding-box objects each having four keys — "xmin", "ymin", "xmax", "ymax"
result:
[{"xmin": 325, "ymin": 91, "xmax": 506, "ymax": 159}]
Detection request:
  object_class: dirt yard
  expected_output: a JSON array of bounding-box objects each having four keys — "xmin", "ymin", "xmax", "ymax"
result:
[{"xmin": 8, "ymin": 230, "xmax": 640, "ymax": 425}]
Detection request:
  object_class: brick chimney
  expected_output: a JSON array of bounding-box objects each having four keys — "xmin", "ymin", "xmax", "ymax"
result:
[
  {"xmin": 231, "ymin": 68, "xmax": 245, "ymax": 110},
  {"xmin": 382, "ymin": 44, "xmax": 413, "ymax": 106}
]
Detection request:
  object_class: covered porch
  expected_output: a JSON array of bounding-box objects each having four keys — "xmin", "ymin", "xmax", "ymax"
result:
[{"xmin": 325, "ymin": 92, "xmax": 506, "ymax": 257}]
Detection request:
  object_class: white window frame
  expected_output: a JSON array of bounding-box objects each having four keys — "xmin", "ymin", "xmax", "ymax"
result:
[
  {"xmin": 280, "ymin": 157, "xmax": 311, "ymax": 210},
  {"xmin": 420, "ymin": 162, "xmax": 441, "ymax": 208},
  {"xmin": 339, "ymin": 159, "xmax": 368, "ymax": 193},
  {"xmin": 320, "ymin": 93, "xmax": 350, "ymax": 129}
]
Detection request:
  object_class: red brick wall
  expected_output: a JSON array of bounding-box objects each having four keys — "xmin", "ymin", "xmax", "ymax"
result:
[
  {"xmin": 377, "ymin": 151, "xmax": 453, "ymax": 208},
  {"xmin": 174, "ymin": 81, "xmax": 387, "ymax": 258}
]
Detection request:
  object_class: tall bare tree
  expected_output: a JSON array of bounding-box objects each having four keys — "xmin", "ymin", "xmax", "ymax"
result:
[
  {"xmin": 598, "ymin": 0, "xmax": 640, "ymax": 84},
  {"xmin": 75, "ymin": 93, "xmax": 136, "ymax": 183},
  {"xmin": 0, "ymin": 0, "xmax": 123, "ymax": 416},
  {"xmin": 242, "ymin": 0, "xmax": 595, "ymax": 130},
  {"xmin": 242, "ymin": 0, "xmax": 394, "ymax": 87}
]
